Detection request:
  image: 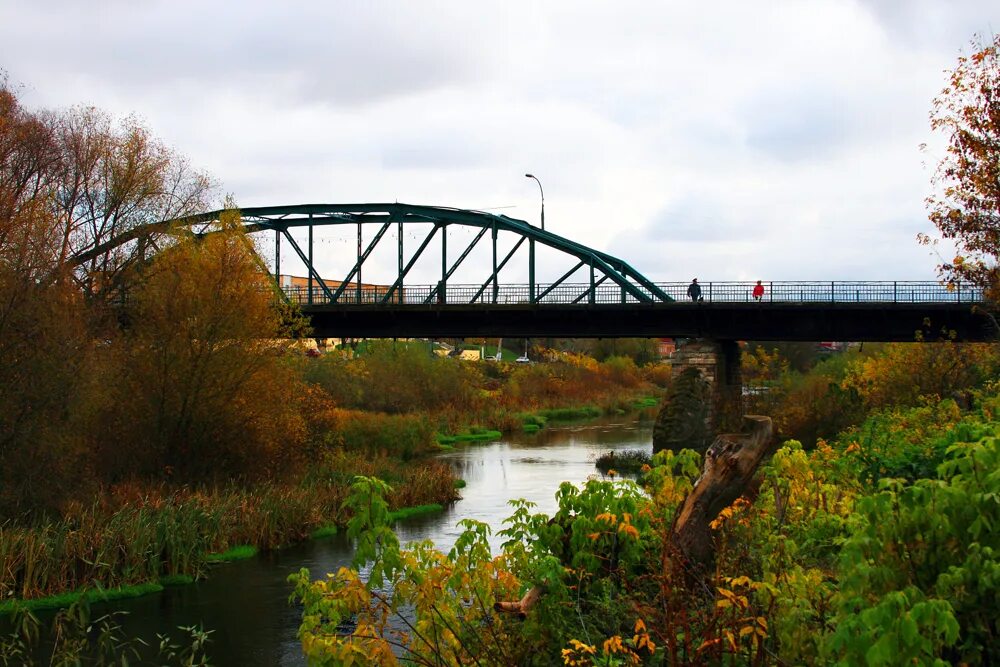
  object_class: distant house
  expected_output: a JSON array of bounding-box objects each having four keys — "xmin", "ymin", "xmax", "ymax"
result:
[
  {"xmin": 277, "ymin": 274, "xmax": 400, "ymax": 303},
  {"xmin": 658, "ymin": 338, "xmax": 676, "ymax": 359}
]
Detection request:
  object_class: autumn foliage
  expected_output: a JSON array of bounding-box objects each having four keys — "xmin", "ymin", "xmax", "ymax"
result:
[{"xmin": 924, "ymin": 34, "xmax": 1000, "ymax": 295}]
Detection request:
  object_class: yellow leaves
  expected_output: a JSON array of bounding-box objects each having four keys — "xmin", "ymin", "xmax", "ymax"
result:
[
  {"xmin": 602, "ymin": 635, "xmax": 625, "ymax": 654},
  {"xmin": 562, "ymin": 638, "xmax": 598, "ymax": 666},
  {"xmin": 716, "ymin": 586, "xmax": 749, "ymax": 610},
  {"xmin": 632, "ymin": 618, "xmax": 656, "ymax": 653},
  {"xmin": 617, "ymin": 522, "xmax": 640, "ymax": 540},
  {"xmin": 587, "ymin": 532, "xmax": 601, "ymax": 541},
  {"xmin": 563, "ymin": 633, "xmax": 647, "ymax": 665},
  {"xmin": 595, "ymin": 512, "xmax": 617, "ymax": 525},
  {"xmin": 709, "ymin": 497, "xmax": 752, "ymax": 530}
]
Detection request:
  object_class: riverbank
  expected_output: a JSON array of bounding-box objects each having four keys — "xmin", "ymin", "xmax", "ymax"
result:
[
  {"xmin": 3, "ymin": 416, "xmax": 658, "ymax": 666},
  {"xmin": 0, "ymin": 453, "xmax": 457, "ymax": 613},
  {"xmin": 0, "ymin": 394, "xmax": 658, "ymax": 614}
]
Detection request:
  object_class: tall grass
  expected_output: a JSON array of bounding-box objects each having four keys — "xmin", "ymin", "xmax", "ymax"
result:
[{"xmin": 0, "ymin": 455, "xmax": 458, "ymax": 606}]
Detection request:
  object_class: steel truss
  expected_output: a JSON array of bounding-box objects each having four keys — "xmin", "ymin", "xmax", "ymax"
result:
[{"xmin": 98, "ymin": 203, "xmax": 673, "ymax": 305}]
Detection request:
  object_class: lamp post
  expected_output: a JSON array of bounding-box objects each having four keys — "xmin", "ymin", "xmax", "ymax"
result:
[{"xmin": 525, "ymin": 173, "xmax": 544, "ymax": 230}]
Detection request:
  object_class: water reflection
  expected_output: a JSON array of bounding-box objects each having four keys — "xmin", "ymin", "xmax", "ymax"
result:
[{"xmin": 45, "ymin": 416, "xmax": 653, "ymax": 666}]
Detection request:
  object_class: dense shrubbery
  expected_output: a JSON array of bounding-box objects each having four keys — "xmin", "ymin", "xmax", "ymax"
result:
[
  {"xmin": 293, "ymin": 391, "xmax": 1000, "ymax": 665},
  {"xmin": 746, "ymin": 342, "xmax": 1000, "ymax": 445}
]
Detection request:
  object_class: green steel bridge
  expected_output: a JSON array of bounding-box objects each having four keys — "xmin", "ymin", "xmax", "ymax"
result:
[{"xmin": 75, "ymin": 203, "xmax": 994, "ymax": 342}]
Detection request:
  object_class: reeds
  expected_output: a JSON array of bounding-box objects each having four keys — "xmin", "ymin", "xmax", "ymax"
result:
[
  {"xmin": 594, "ymin": 449, "xmax": 652, "ymax": 474},
  {"xmin": 0, "ymin": 455, "xmax": 458, "ymax": 608}
]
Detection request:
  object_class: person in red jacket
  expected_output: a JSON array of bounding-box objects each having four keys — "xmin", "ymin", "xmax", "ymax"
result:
[{"xmin": 752, "ymin": 280, "xmax": 765, "ymax": 301}]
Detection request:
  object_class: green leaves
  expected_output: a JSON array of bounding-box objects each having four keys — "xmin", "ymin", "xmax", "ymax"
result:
[
  {"xmin": 343, "ymin": 476, "xmax": 400, "ymax": 588},
  {"xmin": 826, "ymin": 431, "xmax": 1000, "ymax": 663}
]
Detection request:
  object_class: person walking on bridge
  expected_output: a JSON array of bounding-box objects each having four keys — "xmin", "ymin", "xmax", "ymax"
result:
[
  {"xmin": 752, "ymin": 280, "xmax": 765, "ymax": 301},
  {"xmin": 687, "ymin": 278, "xmax": 702, "ymax": 302}
]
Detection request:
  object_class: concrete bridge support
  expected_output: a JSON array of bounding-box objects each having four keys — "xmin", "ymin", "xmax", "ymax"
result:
[{"xmin": 653, "ymin": 339, "xmax": 743, "ymax": 453}]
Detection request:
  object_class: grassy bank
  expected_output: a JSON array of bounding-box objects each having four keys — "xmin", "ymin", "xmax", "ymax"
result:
[{"xmin": 0, "ymin": 455, "xmax": 458, "ymax": 610}]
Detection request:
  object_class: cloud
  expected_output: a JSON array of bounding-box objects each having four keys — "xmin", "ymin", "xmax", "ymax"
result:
[{"xmin": 1, "ymin": 0, "xmax": 995, "ymax": 288}]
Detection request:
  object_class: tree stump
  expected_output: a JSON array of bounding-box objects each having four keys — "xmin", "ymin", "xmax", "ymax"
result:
[{"xmin": 668, "ymin": 415, "xmax": 774, "ymax": 580}]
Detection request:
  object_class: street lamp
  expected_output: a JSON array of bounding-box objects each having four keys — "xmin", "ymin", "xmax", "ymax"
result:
[{"xmin": 525, "ymin": 173, "xmax": 545, "ymax": 230}]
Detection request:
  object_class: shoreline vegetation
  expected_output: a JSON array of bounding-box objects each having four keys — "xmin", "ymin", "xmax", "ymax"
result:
[{"xmin": 0, "ymin": 357, "xmax": 663, "ymax": 615}]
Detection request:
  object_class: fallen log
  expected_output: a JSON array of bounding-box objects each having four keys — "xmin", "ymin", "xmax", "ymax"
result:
[{"xmin": 494, "ymin": 585, "xmax": 542, "ymax": 617}]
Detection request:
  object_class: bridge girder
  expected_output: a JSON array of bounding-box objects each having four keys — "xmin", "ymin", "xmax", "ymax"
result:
[{"xmin": 97, "ymin": 203, "xmax": 672, "ymax": 306}]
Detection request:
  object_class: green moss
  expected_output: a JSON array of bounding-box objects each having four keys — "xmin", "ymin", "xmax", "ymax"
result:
[
  {"xmin": 436, "ymin": 430, "xmax": 501, "ymax": 445},
  {"xmin": 633, "ymin": 396, "xmax": 659, "ymax": 409},
  {"xmin": 520, "ymin": 413, "xmax": 548, "ymax": 428},
  {"xmin": 158, "ymin": 574, "xmax": 195, "ymax": 586},
  {"xmin": 387, "ymin": 503, "xmax": 444, "ymax": 522},
  {"xmin": 0, "ymin": 582, "xmax": 165, "ymax": 615},
  {"xmin": 205, "ymin": 544, "xmax": 258, "ymax": 563},
  {"xmin": 453, "ymin": 479, "xmax": 467, "ymax": 489},
  {"xmin": 310, "ymin": 525, "xmax": 338, "ymax": 540}
]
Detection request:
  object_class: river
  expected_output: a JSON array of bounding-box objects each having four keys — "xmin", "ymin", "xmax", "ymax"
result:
[{"xmin": 48, "ymin": 416, "xmax": 653, "ymax": 665}]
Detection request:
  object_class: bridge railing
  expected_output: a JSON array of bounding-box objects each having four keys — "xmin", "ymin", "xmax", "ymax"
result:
[{"xmin": 281, "ymin": 281, "xmax": 983, "ymax": 306}]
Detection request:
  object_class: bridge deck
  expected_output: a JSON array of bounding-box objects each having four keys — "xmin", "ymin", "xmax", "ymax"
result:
[
  {"xmin": 289, "ymin": 280, "xmax": 992, "ymax": 342},
  {"xmin": 285, "ymin": 280, "xmax": 983, "ymax": 307},
  {"xmin": 301, "ymin": 301, "xmax": 993, "ymax": 342}
]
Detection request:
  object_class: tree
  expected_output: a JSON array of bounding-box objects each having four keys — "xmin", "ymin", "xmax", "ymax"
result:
[
  {"xmin": 924, "ymin": 34, "xmax": 1000, "ymax": 294},
  {"xmin": 113, "ymin": 209, "xmax": 307, "ymax": 480},
  {"xmin": 0, "ymin": 84, "xmax": 94, "ymax": 514},
  {"xmin": 53, "ymin": 106, "xmax": 215, "ymax": 302}
]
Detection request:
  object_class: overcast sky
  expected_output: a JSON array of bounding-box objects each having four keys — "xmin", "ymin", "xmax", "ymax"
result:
[{"xmin": 2, "ymin": 1, "xmax": 997, "ymax": 285}]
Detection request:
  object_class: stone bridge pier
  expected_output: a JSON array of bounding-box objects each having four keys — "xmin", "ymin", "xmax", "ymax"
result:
[{"xmin": 653, "ymin": 339, "xmax": 743, "ymax": 453}]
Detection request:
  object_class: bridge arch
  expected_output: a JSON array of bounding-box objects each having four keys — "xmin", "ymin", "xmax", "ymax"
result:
[{"xmin": 72, "ymin": 203, "xmax": 672, "ymax": 306}]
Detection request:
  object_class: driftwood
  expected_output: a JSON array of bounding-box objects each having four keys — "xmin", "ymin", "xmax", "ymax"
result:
[
  {"xmin": 669, "ymin": 415, "xmax": 774, "ymax": 577},
  {"xmin": 494, "ymin": 585, "xmax": 542, "ymax": 617},
  {"xmin": 496, "ymin": 415, "xmax": 774, "ymax": 613}
]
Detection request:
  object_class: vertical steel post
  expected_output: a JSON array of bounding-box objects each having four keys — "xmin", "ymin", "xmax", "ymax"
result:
[
  {"xmin": 356, "ymin": 221, "xmax": 362, "ymax": 304},
  {"xmin": 398, "ymin": 220, "xmax": 404, "ymax": 304},
  {"xmin": 894, "ymin": 281, "xmax": 897, "ymax": 303},
  {"xmin": 529, "ymin": 239, "xmax": 536, "ymax": 304},
  {"xmin": 274, "ymin": 228, "xmax": 281, "ymax": 287},
  {"xmin": 491, "ymin": 222, "xmax": 498, "ymax": 303},
  {"xmin": 830, "ymin": 281, "xmax": 835, "ymax": 303},
  {"xmin": 440, "ymin": 222, "xmax": 447, "ymax": 303},
  {"xmin": 307, "ymin": 214, "xmax": 314, "ymax": 305},
  {"xmin": 589, "ymin": 261, "xmax": 596, "ymax": 304}
]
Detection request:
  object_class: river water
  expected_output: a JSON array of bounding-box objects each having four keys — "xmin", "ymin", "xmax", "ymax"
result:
[{"xmin": 59, "ymin": 416, "xmax": 653, "ymax": 665}]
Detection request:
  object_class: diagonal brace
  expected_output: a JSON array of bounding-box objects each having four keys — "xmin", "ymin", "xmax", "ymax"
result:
[
  {"xmin": 423, "ymin": 226, "xmax": 489, "ymax": 304},
  {"xmin": 332, "ymin": 220, "xmax": 392, "ymax": 302},
  {"xmin": 573, "ymin": 274, "xmax": 609, "ymax": 304},
  {"xmin": 281, "ymin": 229, "xmax": 335, "ymax": 301},
  {"xmin": 536, "ymin": 260, "xmax": 586, "ymax": 301},
  {"xmin": 381, "ymin": 224, "xmax": 441, "ymax": 304},
  {"xmin": 472, "ymin": 236, "xmax": 526, "ymax": 303}
]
